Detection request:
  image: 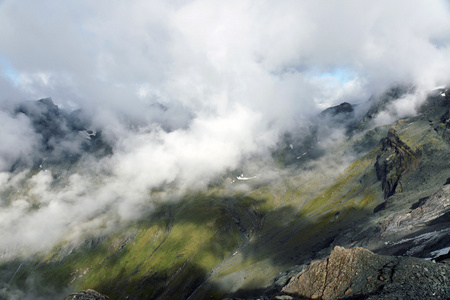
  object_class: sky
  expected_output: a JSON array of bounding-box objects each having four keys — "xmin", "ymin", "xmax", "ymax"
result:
[{"xmin": 1, "ymin": 0, "xmax": 450, "ymax": 258}]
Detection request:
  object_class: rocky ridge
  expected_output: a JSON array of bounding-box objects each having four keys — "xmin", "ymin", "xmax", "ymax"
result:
[{"xmin": 374, "ymin": 128, "xmax": 420, "ymax": 199}]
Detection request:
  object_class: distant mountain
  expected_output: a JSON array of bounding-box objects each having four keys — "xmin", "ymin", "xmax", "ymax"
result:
[
  {"xmin": 9, "ymin": 98, "xmax": 112, "ymax": 173},
  {"xmin": 1, "ymin": 88, "xmax": 449, "ymax": 299}
]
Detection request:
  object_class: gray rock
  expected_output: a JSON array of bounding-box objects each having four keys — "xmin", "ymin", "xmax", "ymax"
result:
[
  {"xmin": 280, "ymin": 246, "xmax": 449, "ymax": 299},
  {"xmin": 63, "ymin": 289, "xmax": 109, "ymax": 300},
  {"xmin": 375, "ymin": 128, "xmax": 419, "ymax": 199}
]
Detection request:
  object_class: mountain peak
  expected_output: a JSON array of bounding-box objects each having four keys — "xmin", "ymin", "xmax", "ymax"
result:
[
  {"xmin": 321, "ymin": 102, "xmax": 354, "ymax": 116},
  {"xmin": 38, "ymin": 97, "xmax": 56, "ymax": 107}
]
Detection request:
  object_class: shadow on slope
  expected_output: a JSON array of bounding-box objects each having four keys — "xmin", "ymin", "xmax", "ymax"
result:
[{"xmin": 3, "ymin": 193, "xmax": 292, "ymax": 299}]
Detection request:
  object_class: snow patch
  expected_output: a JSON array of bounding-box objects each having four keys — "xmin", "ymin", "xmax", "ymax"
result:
[
  {"xmin": 236, "ymin": 174, "xmax": 257, "ymax": 181},
  {"xmin": 429, "ymin": 246, "xmax": 450, "ymax": 259},
  {"xmin": 78, "ymin": 130, "xmax": 97, "ymax": 140},
  {"xmin": 386, "ymin": 229, "xmax": 450, "ymax": 247},
  {"xmin": 297, "ymin": 152, "xmax": 307, "ymax": 159}
]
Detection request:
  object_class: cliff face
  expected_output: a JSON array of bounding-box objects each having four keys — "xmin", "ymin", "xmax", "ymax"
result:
[
  {"xmin": 280, "ymin": 246, "xmax": 449, "ymax": 299},
  {"xmin": 374, "ymin": 128, "xmax": 419, "ymax": 199}
]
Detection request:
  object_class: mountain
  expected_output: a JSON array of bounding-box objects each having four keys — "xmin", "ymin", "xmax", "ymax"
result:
[
  {"xmin": 0, "ymin": 88, "xmax": 449, "ymax": 299},
  {"xmin": 9, "ymin": 98, "xmax": 112, "ymax": 173}
]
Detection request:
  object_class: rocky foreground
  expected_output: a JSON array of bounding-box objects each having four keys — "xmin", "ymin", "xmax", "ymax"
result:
[{"xmin": 278, "ymin": 246, "xmax": 449, "ymax": 300}]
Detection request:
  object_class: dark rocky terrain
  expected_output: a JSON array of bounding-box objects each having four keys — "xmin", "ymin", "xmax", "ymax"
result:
[
  {"xmin": 280, "ymin": 246, "xmax": 449, "ymax": 299},
  {"xmin": 64, "ymin": 289, "xmax": 110, "ymax": 300}
]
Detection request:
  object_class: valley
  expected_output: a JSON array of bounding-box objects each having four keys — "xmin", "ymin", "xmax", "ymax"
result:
[{"xmin": 1, "ymin": 88, "xmax": 449, "ymax": 299}]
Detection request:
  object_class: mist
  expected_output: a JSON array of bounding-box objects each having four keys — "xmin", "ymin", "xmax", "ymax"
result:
[{"xmin": 1, "ymin": 0, "xmax": 450, "ymax": 260}]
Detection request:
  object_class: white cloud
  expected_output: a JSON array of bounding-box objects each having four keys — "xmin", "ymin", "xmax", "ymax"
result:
[
  {"xmin": 1, "ymin": 0, "xmax": 450, "ymax": 257},
  {"xmin": 0, "ymin": 111, "xmax": 39, "ymax": 171}
]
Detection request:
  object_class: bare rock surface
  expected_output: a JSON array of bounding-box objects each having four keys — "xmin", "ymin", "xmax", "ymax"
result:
[
  {"xmin": 374, "ymin": 128, "xmax": 419, "ymax": 199},
  {"xmin": 63, "ymin": 289, "xmax": 109, "ymax": 300},
  {"xmin": 375, "ymin": 184, "xmax": 450, "ymax": 260},
  {"xmin": 280, "ymin": 246, "xmax": 449, "ymax": 299},
  {"xmin": 381, "ymin": 185, "xmax": 450, "ymax": 234}
]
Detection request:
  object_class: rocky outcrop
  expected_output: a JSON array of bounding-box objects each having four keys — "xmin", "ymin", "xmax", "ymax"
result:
[
  {"xmin": 63, "ymin": 289, "xmax": 109, "ymax": 300},
  {"xmin": 375, "ymin": 128, "xmax": 419, "ymax": 199},
  {"xmin": 433, "ymin": 108, "xmax": 450, "ymax": 143},
  {"xmin": 280, "ymin": 246, "xmax": 449, "ymax": 299},
  {"xmin": 381, "ymin": 185, "xmax": 450, "ymax": 235},
  {"xmin": 376, "ymin": 184, "xmax": 450, "ymax": 260}
]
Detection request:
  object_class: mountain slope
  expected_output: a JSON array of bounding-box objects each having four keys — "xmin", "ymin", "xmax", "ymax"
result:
[{"xmin": 1, "ymin": 88, "xmax": 450, "ymax": 299}]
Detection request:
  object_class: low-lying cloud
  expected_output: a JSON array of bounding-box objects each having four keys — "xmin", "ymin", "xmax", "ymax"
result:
[{"xmin": 1, "ymin": 0, "xmax": 450, "ymax": 258}]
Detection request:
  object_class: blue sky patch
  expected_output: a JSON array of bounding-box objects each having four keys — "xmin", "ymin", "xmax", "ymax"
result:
[
  {"xmin": 316, "ymin": 67, "xmax": 355, "ymax": 84},
  {"xmin": 0, "ymin": 56, "xmax": 20, "ymax": 84}
]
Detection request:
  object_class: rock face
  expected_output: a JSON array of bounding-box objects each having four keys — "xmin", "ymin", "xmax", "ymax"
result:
[
  {"xmin": 376, "ymin": 184, "xmax": 450, "ymax": 260},
  {"xmin": 381, "ymin": 185, "xmax": 450, "ymax": 235},
  {"xmin": 280, "ymin": 246, "xmax": 449, "ymax": 299},
  {"xmin": 63, "ymin": 289, "xmax": 109, "ymax": 300},
  {"xmin": 375, "ymin": 128, "xmax": 419, "ymax": 199}
]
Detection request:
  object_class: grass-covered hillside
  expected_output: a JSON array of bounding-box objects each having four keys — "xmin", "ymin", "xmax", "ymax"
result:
[{"xmin": 2, "ymin": 89, "xmax": 450, "ymax": 299}]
